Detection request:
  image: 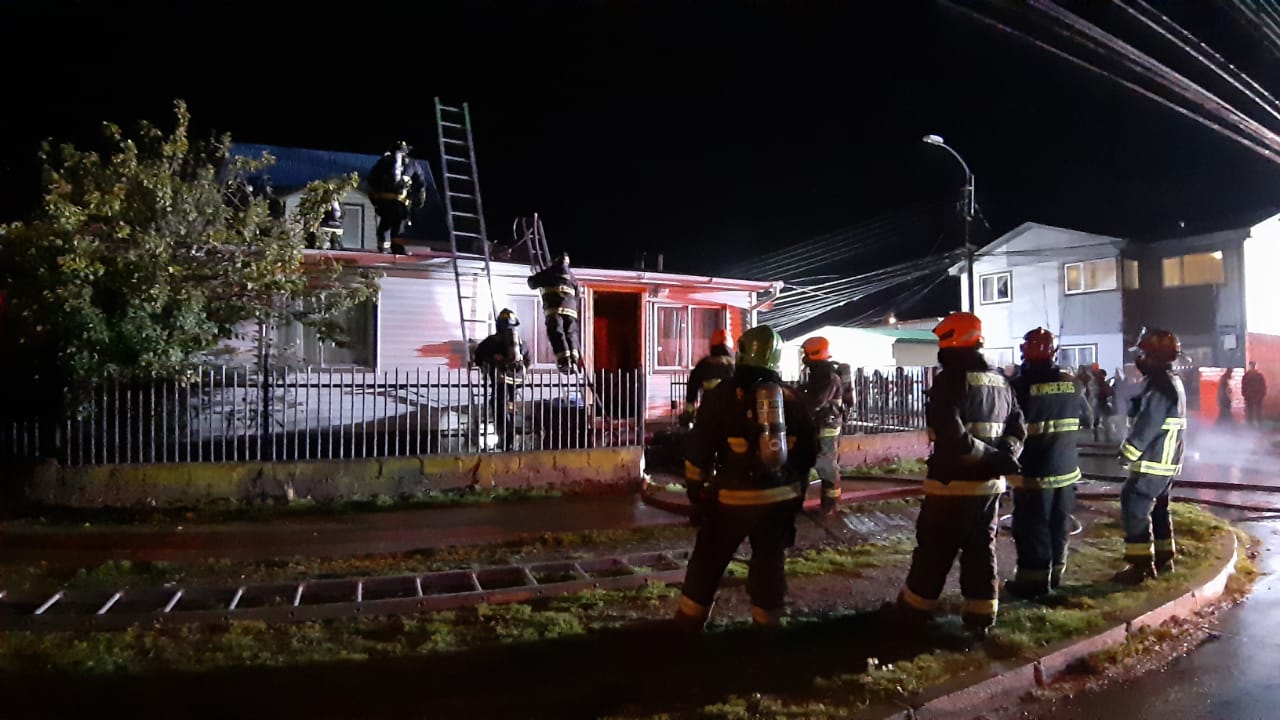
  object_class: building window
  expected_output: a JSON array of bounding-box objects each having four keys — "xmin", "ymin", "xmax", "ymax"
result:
[
  {"xmin": 1162, "ymin": 251, "xmax": 1224, "ymax": 288},
  {"xmin": 1064, "ymin": 258, "xmax": 1118, "ymax": 294},
  {"xmin": 340, "ymin": 203, "xmax": 366, "ymax": 250},
  {"xmin": 288, "ymin": 300, "xmax": 376, "ymax": 368},
  {"xmin": 1123, "ymin": 259, "xmax": 1140, "ymax": 289},
  {"xmin": 508, "ymin": 297, "xmax": 555, "ymax": 366},
  {"xmin": 656, "ymin": 306, "xmax": 688, "ymax": 368},
  {"xmin": 983, "ymin": 347, "xmax": 1014, "ymax": 369},
  {"xmin": 979, "ymin": 272, "xmax": 1011, "ymax": 304},
  {"xmin": 1058, "ymin": 344, "xmax": 1097, "ymax": 372},
  {"xmin": 655, "ymin": 306, "xmax": 727, "ymax": 369}
]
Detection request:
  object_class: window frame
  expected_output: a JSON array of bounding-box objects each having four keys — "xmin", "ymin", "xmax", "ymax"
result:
[
  {"xmin": 978, "ymin": 271, "xmax": 1012, "ymax": 305},
  {"xmin": 652, "ymin": 304, "xmax": 728, "ymax": 370},
  {"xmin": 1161, "ymin": 251, "xmax": 1225, "ymax": 288},
  {"xmin": 1058, "ymin": 343, "xmax": 1098, "ymax": 371},
  {"xmin": 1063, "ymin": 258, "xmax": 1119, "ymax": 295}
]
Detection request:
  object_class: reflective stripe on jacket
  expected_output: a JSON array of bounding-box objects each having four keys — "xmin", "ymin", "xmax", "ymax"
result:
[
  {"xmin": 1009, "ymin": 364, "xmax": 1091, "ymax": 489},
  {"xmin": 1120, "ymin": 371, "xmax": 1187, "ymax": 478}
]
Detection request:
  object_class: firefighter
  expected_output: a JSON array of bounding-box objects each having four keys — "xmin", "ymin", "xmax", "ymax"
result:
[
  {"xmin": 1114, "ymin": 328, "xmax": 1187, "ymax": 584},
  {"xmin": 472, "ymin": 309, "xmax": 529, "ymax": 451},
  {"xmin": 679, "ymin": 329, "xmax": 734, "ymax": 427},
  {"xmin": 892, "ymin": 311, "xmax": 1025, "ymax": 638},
  {"xmin": 798, "ymin": 336, "xmax": 849, "ymax": 515},
  {"xmin": 1005, "ymin": 327, "xmax": 1092, "ymax": 597},
  {"xmin": 527, "ymin": 253, "xmax": 581, "ymax": 373},
  {"xmin": 674, "ymin": 325, "xmax": 819, "ymax": 631},
  {"xmin": 367, "ymin": 141, "xmax": 427, "ymax": 255}
]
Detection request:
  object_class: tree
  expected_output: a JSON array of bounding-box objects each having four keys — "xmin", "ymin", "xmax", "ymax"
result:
[{"xmin": 0, "ymin": 100, "xmax": 378, "ymax": 419}]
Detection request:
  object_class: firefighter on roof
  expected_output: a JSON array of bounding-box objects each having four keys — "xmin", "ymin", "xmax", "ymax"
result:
[
  {"xmin": 674, "ymin": 325, "xmax": 819, "ymax": 632},
  {"xmin": 891, "ymin": 311, "xmax": 1025, "ymax": 639},
  {"xmin": 798, "ymin": 336, "xmax": 853, "ymax": 515},
  {"xmin": 367, "ymin": 141, "xmax": 427, "ymax": 255},
  {"xmin": 1005, "ymin": 327, "xmax": 1092, "ymax": 597},
  {"xmin": 1114, "ymin": 328, "xmax": 1187, "ymax": 585},
  {"xmin": 527, "ymin": 253, "xmax": 581, "ymax": 373},
  {"xmin": 680, "ymin": 329, "xmax": 734, "ymax": 427}
]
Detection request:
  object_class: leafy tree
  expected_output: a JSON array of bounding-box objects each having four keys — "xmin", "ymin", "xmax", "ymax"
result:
[{"xmin": 0, "ymin": 100, "xmax": 378, "ymax": 419}]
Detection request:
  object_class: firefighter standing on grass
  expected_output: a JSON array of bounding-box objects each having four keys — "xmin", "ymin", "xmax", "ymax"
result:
[
  {"xmin": 1005, "ymin": 327, "xmax": 1092, "ymax": 597},
  {"xmin": 1114, "ymin": 328, "xmax": 1187, "ymax": 584},
  {"xmin": 674, "ymin": 325, "xmax": 819, "ymax": 631},
  {"xmin": 679, "ymin": 329, "xmax": 735, "ymax": 427},
  {"xmin": 798, "ymin": 336, "xmax": 851, "ymax": 515},
  {"xmin": 891, "ymin": 311, "xmax": 1025, "ymax": 638}
]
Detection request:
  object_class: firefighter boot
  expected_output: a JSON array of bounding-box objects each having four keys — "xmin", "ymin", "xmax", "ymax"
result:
[
  {"xmin": 1003, "ymin": 578, "xmax": 1049, "ymax": 599},
  {"xmin": 961, "ymin": 613, "xmax": 995, "ymax": 641},
  {"xmin": 672, "ymin": 596, "xmax": 712, "ymax": 635},
  {"xmin": 1154, "ymin": 553, "xmax": 1176, "ymax": 574},
  {"xmin": 1111, "ymin": 562, "xmax": 1157, "ymax": 586},
  {"xmin": 751, "ymin": 605, "xmax": 784, "ymax": 630},
  {"xmin": 1050, "ymin": 564, "xmax": 1066, "ymax": 590}
]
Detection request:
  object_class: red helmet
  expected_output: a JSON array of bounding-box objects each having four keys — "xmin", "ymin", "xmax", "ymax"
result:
[
  {"xmin": 933, "ymin": 312, "xmax": 983, "ymax": 349},
  {"xmin": 1020, "ymin": 327, "xmax": 1056, "ymax": 362},
  {"xmin": 711, "ymin": 329, "xmax": 731, "ymax": 348},
  {"xmin": 1134, "ymin": 328, "xmax": 1180, "ymax": 364},
  {"xmin": 801, "ymin": 336, "xmax": 831, "ymax": 362}
]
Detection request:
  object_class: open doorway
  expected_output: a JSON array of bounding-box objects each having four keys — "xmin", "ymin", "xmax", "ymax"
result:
[
  {"xmin": 593, "ymin": 292, "xmax": 642, "ymax": 370},
  {"xmin": 593, "ymin": 291, "xmax": 644, "ymax": 419}
]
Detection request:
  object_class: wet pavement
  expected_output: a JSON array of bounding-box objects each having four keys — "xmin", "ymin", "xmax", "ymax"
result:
[
  {"xmin": 988, "ymin": 517, "xmax": 1280, "ymax": 720},
  {"xmin": 0, "ymin": 493, "xmax": 685, "ymax": 565}
]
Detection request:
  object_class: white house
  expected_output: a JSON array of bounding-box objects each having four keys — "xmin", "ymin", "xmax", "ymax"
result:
[
  {"xmin": 953, "ymin": 222, "xmax": 1130, "ymax": 373},
  {"xmin": 777, "ymin": 326, "xmax": 937, "ymax": 380}
]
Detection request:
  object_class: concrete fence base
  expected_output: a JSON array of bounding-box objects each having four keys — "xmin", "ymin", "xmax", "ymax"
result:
[{"xmin": 21, "ymin": 447, "xmax": 644, "ymax": 509}]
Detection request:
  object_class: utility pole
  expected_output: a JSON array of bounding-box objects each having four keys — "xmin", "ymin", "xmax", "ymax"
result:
[{"xmin": 923, "ymin": 134, "xmax": 978, "ymax": 312}]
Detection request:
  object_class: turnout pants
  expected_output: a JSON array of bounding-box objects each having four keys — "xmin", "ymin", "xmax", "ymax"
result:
[
  {"xmin": 373, "ymin": 200, "xmax": 409, "ymax": 251},
  {"xmin": 489, "ymin": 379, "xmax": 517, "ymax": 451},
  {"xmin": 898, "ymin": 493, "xmax": 1000, "ymax": 628},
  {"xmin": 1121, "ymin": 472, "xmax": 1175, "ymax": 565},
  {"xmin": 817, "ymin": 433, "xmax": 841, "ymax": 504},
  {"xmin": 544, "ymin": 312, "xmax": 580, "ymax": 370},
  {"xmin": 678, "ymin": 500, "xmax": 797, "ymax": 624},
  {"xmin": 1012, "ymin": 484, "xmax": 1076, "ymax": 590}
]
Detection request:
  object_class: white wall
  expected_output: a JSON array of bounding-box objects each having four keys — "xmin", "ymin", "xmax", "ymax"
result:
[
  {"xmin": 779, "ymin": 327, "xmax": 898, "ymax": 381},
  {"xmin": 1245, "ymin": 213, "xmax": 1280, "ymax": 336}
]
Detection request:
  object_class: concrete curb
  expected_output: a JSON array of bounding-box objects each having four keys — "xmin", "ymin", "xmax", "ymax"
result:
[{"xmin": 895, "ymin": 531, "xmax": 1240, "ymax": 720}]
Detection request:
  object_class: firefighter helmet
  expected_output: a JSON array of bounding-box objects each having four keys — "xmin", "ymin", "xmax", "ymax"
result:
[
  {"xmin": 737, "ymin": 326, "xmax": 784, "ymax": 371},
  {"xmin": 933, "ymin": 311, "xmax": 983, "ymax": 349},
  {"xmin": 1020, "ymin": 327, "xmax": 1056, "ymax": 362},
  {"xmin": 497, "ymin": 308, "xmax": 520, "ymax": 329},
  {"xmin": 389, "ymin": 141, "xmax": 411, "ymax": 155},
  {"xmin": 1134, "ymin": 328, "xmax": 1180, "ymax": 363},
  {"xmin": 711, "ymin": 328, "xmax": 731, "ymax": 349},
  {"xmin": 801, "ymin": 336, "xmax": 831, "ymax": 362}
]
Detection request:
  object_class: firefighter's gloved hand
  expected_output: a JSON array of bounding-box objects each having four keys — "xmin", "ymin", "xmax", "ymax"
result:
[
  {"xmin": 687, "ymin": 481, "xmax": 713, "ymax": 525},
  {"xmin": 993, "ymin": 451, "xmax": 1021, "ymax": 477},
  {"xmin": 1117, "ymin": 454, "xmax": 1132, "ymax": 471}
]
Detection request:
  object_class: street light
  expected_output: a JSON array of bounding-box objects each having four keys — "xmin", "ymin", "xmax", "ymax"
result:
[{"xmin": 922, "ymin": 134, "xmax": 977, "ymax": 312}]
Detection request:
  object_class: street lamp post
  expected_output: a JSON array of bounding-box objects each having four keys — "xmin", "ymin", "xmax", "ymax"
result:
[{"xmin": 922, "ymin": 134, "xmax": 977, "ymax": 312}]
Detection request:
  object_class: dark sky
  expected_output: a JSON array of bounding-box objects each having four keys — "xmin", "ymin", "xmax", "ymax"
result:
[{"xmin": 3, "ymin": 0, "xmax": 1279, "ymax": 321}]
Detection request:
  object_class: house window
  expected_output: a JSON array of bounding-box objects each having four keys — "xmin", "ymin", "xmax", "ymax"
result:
[
  {"xmin": 983, "ymin": 347, "xmax": 1014, "ymax": 369},
  {"xmin": 289, "ymin": 300, "xmax": 376, "ymax": 368},
  {"xmin": 655, "ymin": 306, "xmax": 727, "ymax": 369},
  {"xmin": 1123, "ymin": 259, "xmax": 1140, "ymax": 289},
  {"xmin": 509, "ymin": 296, "xmax": 555, "ymax": 366},
  {"xmin": 689, "ymin": 307, "xmax": 727, "ymax": 359},
  {"xmin": 979, "ymin": 272, "xmax": 1011, "ymax": 304},
  {"xmin": 340, "ymin": 203, "xmax": 366, "ymax": 250},
  {"xmin": 656, "ymin": 306, "xmax": 688, "ymax": 368},
  {"xmin": 1162, "ymin": 251, "xmax": 1224, "ymax": 287},
  {"xmin": 1064, "ymin": 258, "xmax": 1118, "ymax": 294},
  {"xmin": 1058, "ymin": 344, "xmax": 1097, "ymax": 372}
]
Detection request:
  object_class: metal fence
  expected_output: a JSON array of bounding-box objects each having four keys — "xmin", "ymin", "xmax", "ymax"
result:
[
  {"xmin": 668, "ymin": 366, "xmax": 934, "ymax": 434},
  {"xmin": 0, "ymin": 368, "xmax": 646, "ymax": 466}
]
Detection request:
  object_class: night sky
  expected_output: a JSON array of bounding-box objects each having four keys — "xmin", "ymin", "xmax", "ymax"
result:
[{"xmin": 3, "ymin": 0, "xmax": 1278, "ymax": 322}]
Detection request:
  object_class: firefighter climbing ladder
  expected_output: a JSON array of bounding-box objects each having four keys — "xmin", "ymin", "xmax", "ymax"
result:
[{"xmin": 435, "ymin": 98, "xmax": 498, "ymax": 351}]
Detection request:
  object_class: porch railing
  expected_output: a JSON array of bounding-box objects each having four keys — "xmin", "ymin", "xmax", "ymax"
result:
[{"xmin": 1, "ymin": 367, "xmax": 646, "ymax": 467}]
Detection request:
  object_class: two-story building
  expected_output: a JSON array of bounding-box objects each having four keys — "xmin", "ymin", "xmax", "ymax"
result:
[{"xmin": 956, "ymin": 212, "xmax": 1280, "ymax": 416}]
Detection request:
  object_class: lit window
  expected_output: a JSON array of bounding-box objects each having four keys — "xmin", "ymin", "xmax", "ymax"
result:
[
  {"xmin": 656, "ymin": 306, "xmax": 688, "ymax": 368},
  {"xmin": 689, "ymin": 308, "xmax": 726, "ymax": 359},
  {"xmin": 1064, "ymin": 259, "xmax": 1118, "ymax": 294},
  {"xmin": 1123, "ymin": 259, "xmax": 1140, "ymax": 289},
  {"xmin": 1162, "ymin": 252, "xmax": 1225, "ymax": 287},
  {"xmin": 984, "ymin": 347, "xmax": 1014, "ymax": 369},
  {"xmin": 979, "ymin": 272, "xmax": 1011, "ymax": 304}
]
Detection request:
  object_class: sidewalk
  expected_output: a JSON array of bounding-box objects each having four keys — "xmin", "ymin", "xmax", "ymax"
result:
[{"xmin": 0, "ymin": 493, "xmax": 686, "ymax": 565}]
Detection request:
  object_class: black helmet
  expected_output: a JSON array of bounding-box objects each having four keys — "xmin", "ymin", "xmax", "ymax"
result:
[{"xmin": 389, "ymin": 140, "xmax": 411, "ymax": 155}]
